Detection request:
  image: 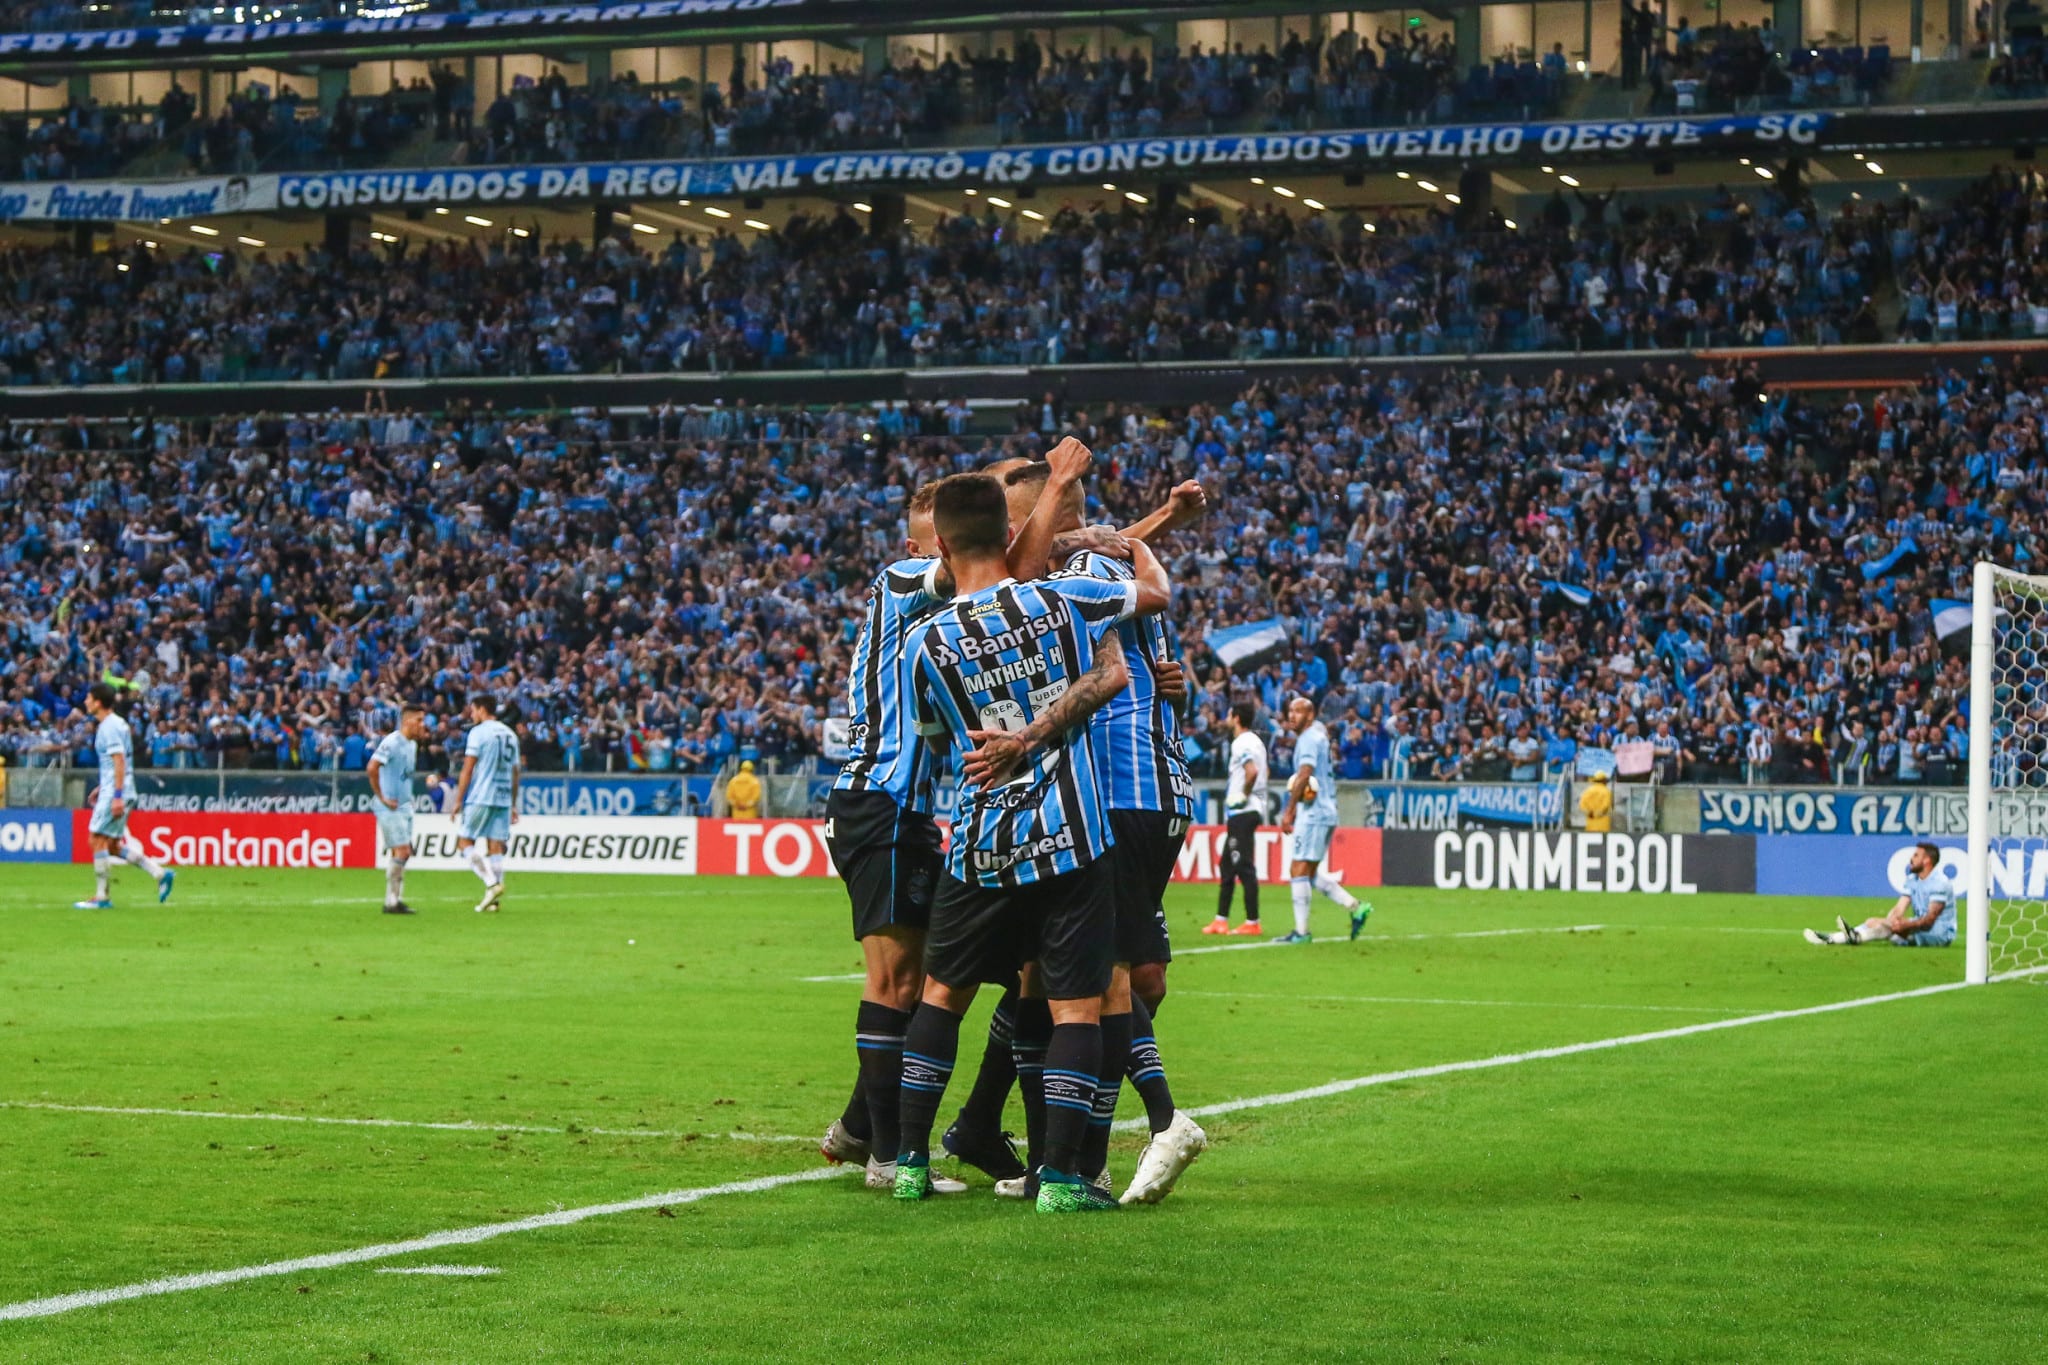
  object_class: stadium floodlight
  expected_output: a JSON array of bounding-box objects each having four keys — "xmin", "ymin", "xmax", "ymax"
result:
[
  {"xmin": 987, "ymin": 196, "xmax": 1012, "ymax": 208},
  {"xmin": 190, "ymin": 224, "xmax": 219, "ymax": 236},
  {"xmin": 465, "ymin": 215, "xmax": 492, "ymax": 227},
  {"xmin": 1967, "ymin": 561, "xmax": 2048, "ymax": 983},
  {"xmin": 703, "ymin": 206, "xmax": 732, "ymax": 218}
]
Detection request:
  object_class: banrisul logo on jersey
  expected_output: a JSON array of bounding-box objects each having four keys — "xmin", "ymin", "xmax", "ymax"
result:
[{"xmin": 0, "ymin": 809, "xmax": 70, "ymax": 862}]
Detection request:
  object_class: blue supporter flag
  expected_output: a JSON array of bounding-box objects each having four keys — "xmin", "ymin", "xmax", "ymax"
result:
[
  {"xmin": 1209, "ymin": 617, "xmax": 1290, "ymax": 670},
  {"xmin": 1540, "ymin": 580, "xmax": 1595, "ymax": 608},
  {"xmin": 1932, "ymin": 598, "xmax": 1973, "ymax": 641}
]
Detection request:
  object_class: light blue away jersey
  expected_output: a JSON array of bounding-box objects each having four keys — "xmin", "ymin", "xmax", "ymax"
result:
[
  {"xmin": 1905, "ymin": 867, "xmax": 1956, "ymax": 938},
  {"xmin": 832, "ymin": 557, "xmax": 946, "ymax": 813},
  {"xmin": 371, "ymin": 729, "xmax": 418, "ymax": 806},
  {"xmin": 910, "ymin": 574, "xmax": 1137, "ymax": 887},
  {"xmin": 1063, "ymin": 550, "xmax": 1194, "ymax": 818},
  {"xmin": 1293, "ymin": 720, "xmax": 1338, "ymax": 822},
  {"xmin": 463, "ymin": 718, "xmax": 520, "ymax": 807},
  {"xmin": 96, "ymin": 712, "xmax": 137, "ymax": 800}
]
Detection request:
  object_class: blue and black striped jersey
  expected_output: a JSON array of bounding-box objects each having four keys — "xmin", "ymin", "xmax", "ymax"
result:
[
  {"xmin": 1061, "ymin": 550, "xmax": 1195, "ymax": 819},
  {"xmin": 832, "ymin": 557, "xmax": 946, "ymax": 813},
  {"xmin": 910, "ymin": 575, "xmax": 1138, "ymax": 887}
]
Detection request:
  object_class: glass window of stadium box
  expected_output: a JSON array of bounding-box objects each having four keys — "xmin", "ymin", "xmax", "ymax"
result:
[
  {"xmin": 204, "ymin": 68, "xmax": 318, "ymax": 110},
  {"xmin": 0, "ymin": 77, "xmax": 69, "ymax": 114},
  {"xmin": 470, "ymin": 55, "xmax": 588, "ymax": 100},
  {"xmin": 86, "ymin": 69, "xmax": 177, "ymax": 111},
  {"xmin": 1802, "ymin": 0, "xmax": 1919, "ymax": 49}
]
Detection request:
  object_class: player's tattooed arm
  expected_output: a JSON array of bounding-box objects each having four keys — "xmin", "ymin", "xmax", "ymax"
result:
[
  {"xmin": 961, "ymin": 634, "xmax": 1129, "ymax": 788},
  {"xmin": 1049, "ymin": 525, "xmax": 1131, "ymax": 563},
  {"xmin": 1119, "ymin": 479, "xmax": 1209, "ymax": 546}
]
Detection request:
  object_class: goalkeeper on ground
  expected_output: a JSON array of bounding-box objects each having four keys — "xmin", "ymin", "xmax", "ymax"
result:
[{"xmin": 1804, "ymin": 843, "xmax": 1955, "ymax": 948}]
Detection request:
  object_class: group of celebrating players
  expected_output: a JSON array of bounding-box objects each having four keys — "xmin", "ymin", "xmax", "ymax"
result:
[
  {"xmin": 814, "ymin": 439, "xmax": 1365, "ymax": 1212},
  {"xmin": 69, "ymin": 436, "xmax": 1383, "ymax": 1214}
]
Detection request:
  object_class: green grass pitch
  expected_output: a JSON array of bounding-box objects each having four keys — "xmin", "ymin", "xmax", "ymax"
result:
[{"xmin": 2, "ymin": 864, "xmax": 2044, "ymax": 1361}]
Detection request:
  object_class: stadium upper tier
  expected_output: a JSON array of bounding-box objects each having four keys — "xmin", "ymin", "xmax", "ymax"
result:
[
  {"xmin": 2, "ymin": 0, "xmax": 2039, "ymax": 186},
  {"xmin": 1, "ymin": 166, "xmax": 2042, "ymax": 387},
  {"xmin": 0, "ymin": 348, "xmax": 2033, "ymax": 787}
]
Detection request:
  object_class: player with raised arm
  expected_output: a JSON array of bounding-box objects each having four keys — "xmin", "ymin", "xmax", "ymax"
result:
[
  {"xmin": 892, "ymin": 471, "xmax": 1166, "ymax": 1213},
  {"xmin": 73, "ymin": 681, "xmax": 173, "ymax": 910},
  {"xmin": 818, "ymin": 480, "xmax": 973, "ymax": 1195},
  {"xmin": 1804, "ymin": 843, "xmax": 1956, "ymax": 947},
  {"xmin": 368, "ymin": 706, "xmax": 428, "ymax": 916},
  {"xmin": 1206, "ymin": 703, "xmax": 1270, "ymax": 935},
  {"xmin": 995, "ymin": 455, "xmax": 1210, "ymax": 1204},
  {"xmin": 1276, "ymin": 696, "xmax": 1368, "ymax": 943},
  {"xmin": 451, "ymin": 695, "xmax": 520, "ymax": 914}
]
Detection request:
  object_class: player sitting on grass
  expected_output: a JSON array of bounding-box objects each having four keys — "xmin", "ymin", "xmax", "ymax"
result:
[{"xmin": 1804, "ymin": 843, "xmax": 1955, "ymax": 948}]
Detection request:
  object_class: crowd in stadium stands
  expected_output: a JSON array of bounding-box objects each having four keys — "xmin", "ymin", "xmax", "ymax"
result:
[
  {"xmin": 1638, "ymin": 15, "xmax": 1896, "ymax": 115},
  {"xmin": 1, "ymin": 22, "xmax": 1562, "ymax": 183},
  {"xmin": 2, "ymin": 334, "xmax": 2041, "ymax": 789},
  {"xmin": 13, "ymin": 169, "xmax": 2048, "ymax": 389}
]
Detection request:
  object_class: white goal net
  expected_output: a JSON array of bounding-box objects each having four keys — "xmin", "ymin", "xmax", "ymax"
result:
[{"xmin": 1970, "ymin": 562, "xmax": 2048, "ymax": 982}]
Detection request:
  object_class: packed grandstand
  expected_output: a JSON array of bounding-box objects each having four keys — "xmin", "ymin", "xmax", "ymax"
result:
[
  {"xmin": 1, "ymin": 0, "xmax": 2045, "ymax": 801},
  {"xmin": 1, "ymin": 348, "xmax": 2032, "ymax": 788}
]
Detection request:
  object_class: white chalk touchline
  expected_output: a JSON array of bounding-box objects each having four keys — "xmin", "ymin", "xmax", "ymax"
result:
[
  {"xmin": 376, "ymin": 1265, "xmax": 501, "ymax": 1277},
  {"xmin": 0, "ymin": 1102, "xmax": 812, "ymax": 1145},
  {"xmin": 0, "ymin": 978, "xmax": 1973, "ymax": 1321},
  {"xmin": 1160, "ymin": 979, "xmax": 1972, "ymax": 1126},
  {"xmin": 0, "ymin": 1165, "xmax": 853, "ymax": 1322},
  {"xmin": 1169, "ymin": 989, "xmax": 1746, "ymax": 1015}
]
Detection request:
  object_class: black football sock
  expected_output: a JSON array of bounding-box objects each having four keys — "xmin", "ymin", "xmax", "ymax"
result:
[
  {"xmin": 1216, "ymin": 873, "xmax": 1235, "ymax": 921},
  {"xmin": 1126, "ymin": 994, "xmax": 1177, "ymax": 1134},
  {"xmin": 894, "ymin": 1002, "xmax": 963, "ymax": 1161},
  {"xmin": 1242, "ymin": 869, "xmax": 1260, "ymax": 922},
  {"xmin": 1010, "ymin": 996, "xmax": 1053, "ymax": 1169},
  {"xmin": 1078, "ymin": 1010, "xmax": 1132, "ymax": 1180},
  {"xmin": 952, "ymin": 986, "xmax": 1018, "ymax": 1137},
  {"xmin": 838, "ymin": 1074, "xmax": 871, "ymax": 1144},
  {"xmin": 855, "ymin": 1000, "xmax": 911, "ymax": 1161},
  {"xmin": 1039, "ymin": 1020, "xmax": 1102, "ymax": 1176}
]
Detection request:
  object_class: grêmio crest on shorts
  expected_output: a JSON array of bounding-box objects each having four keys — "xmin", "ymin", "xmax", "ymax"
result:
[{"xmin": 910, "ymin": 575, "xmax": 1138, "ymax": 887}]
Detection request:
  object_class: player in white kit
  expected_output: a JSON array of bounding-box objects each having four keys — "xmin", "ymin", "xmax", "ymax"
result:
[
  {"xmin": 1204, "ymin": 703, "xmax": 1269, "ymax": 935},
  {"xmin": 451, "ymin": 695, "xmax": 521, "ymax": 913},
  {"xmin": 368, "ymin": 706, "xmax": 428, "ymax": 915},
  {"xmin": 1275, "ymin": 697, "xmax": 1367, "ymax": 943},
  {"xmin": 74, "ymin": 682, "xmax": 173, "ymax": 910}
]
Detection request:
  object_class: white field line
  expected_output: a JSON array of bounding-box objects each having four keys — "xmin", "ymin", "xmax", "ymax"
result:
[
  {"xmin": 1169, "ymin": 989, "xmax": 1746, "ymax": 1015},
  {"xmin": 375, "ymin": 1266, "xmax": 501, "ymax": 1277},
  {"xmin": 1140, "ymin": 979, "xmax": 1970, "ymax": 1130},
  {"xmin": 0, "ymin": 1102, "xmax": 812, "ymax": 1145},
  {"xmin": 0, "ymin": 1166, "xmax": 852, "ymax": 1322},
  {"xmin": 0, "ymin": 978, "xmax": 1974, "ymax": 1321}
]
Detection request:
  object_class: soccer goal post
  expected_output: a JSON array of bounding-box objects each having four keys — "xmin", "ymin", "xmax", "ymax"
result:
[{"xmin": 1968, "ymin": 561, "xmax": 2048, "ymax": 984}]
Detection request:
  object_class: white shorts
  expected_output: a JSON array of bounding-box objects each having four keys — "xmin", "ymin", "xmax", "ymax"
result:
[
  {"xmin": 461, "ymin": 804, "xmax": 511, "ymax": 844},
  {"xmin": 377, "ymin": 807, "xmax": 416, "ymax": 852},
  {"xmin": 1289, "ymin": 819, "xmax": 1335, "ymax": 865},
  {"xmin": 89, "ymin": 795, "xmax": 129, "ymax": 840}
]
